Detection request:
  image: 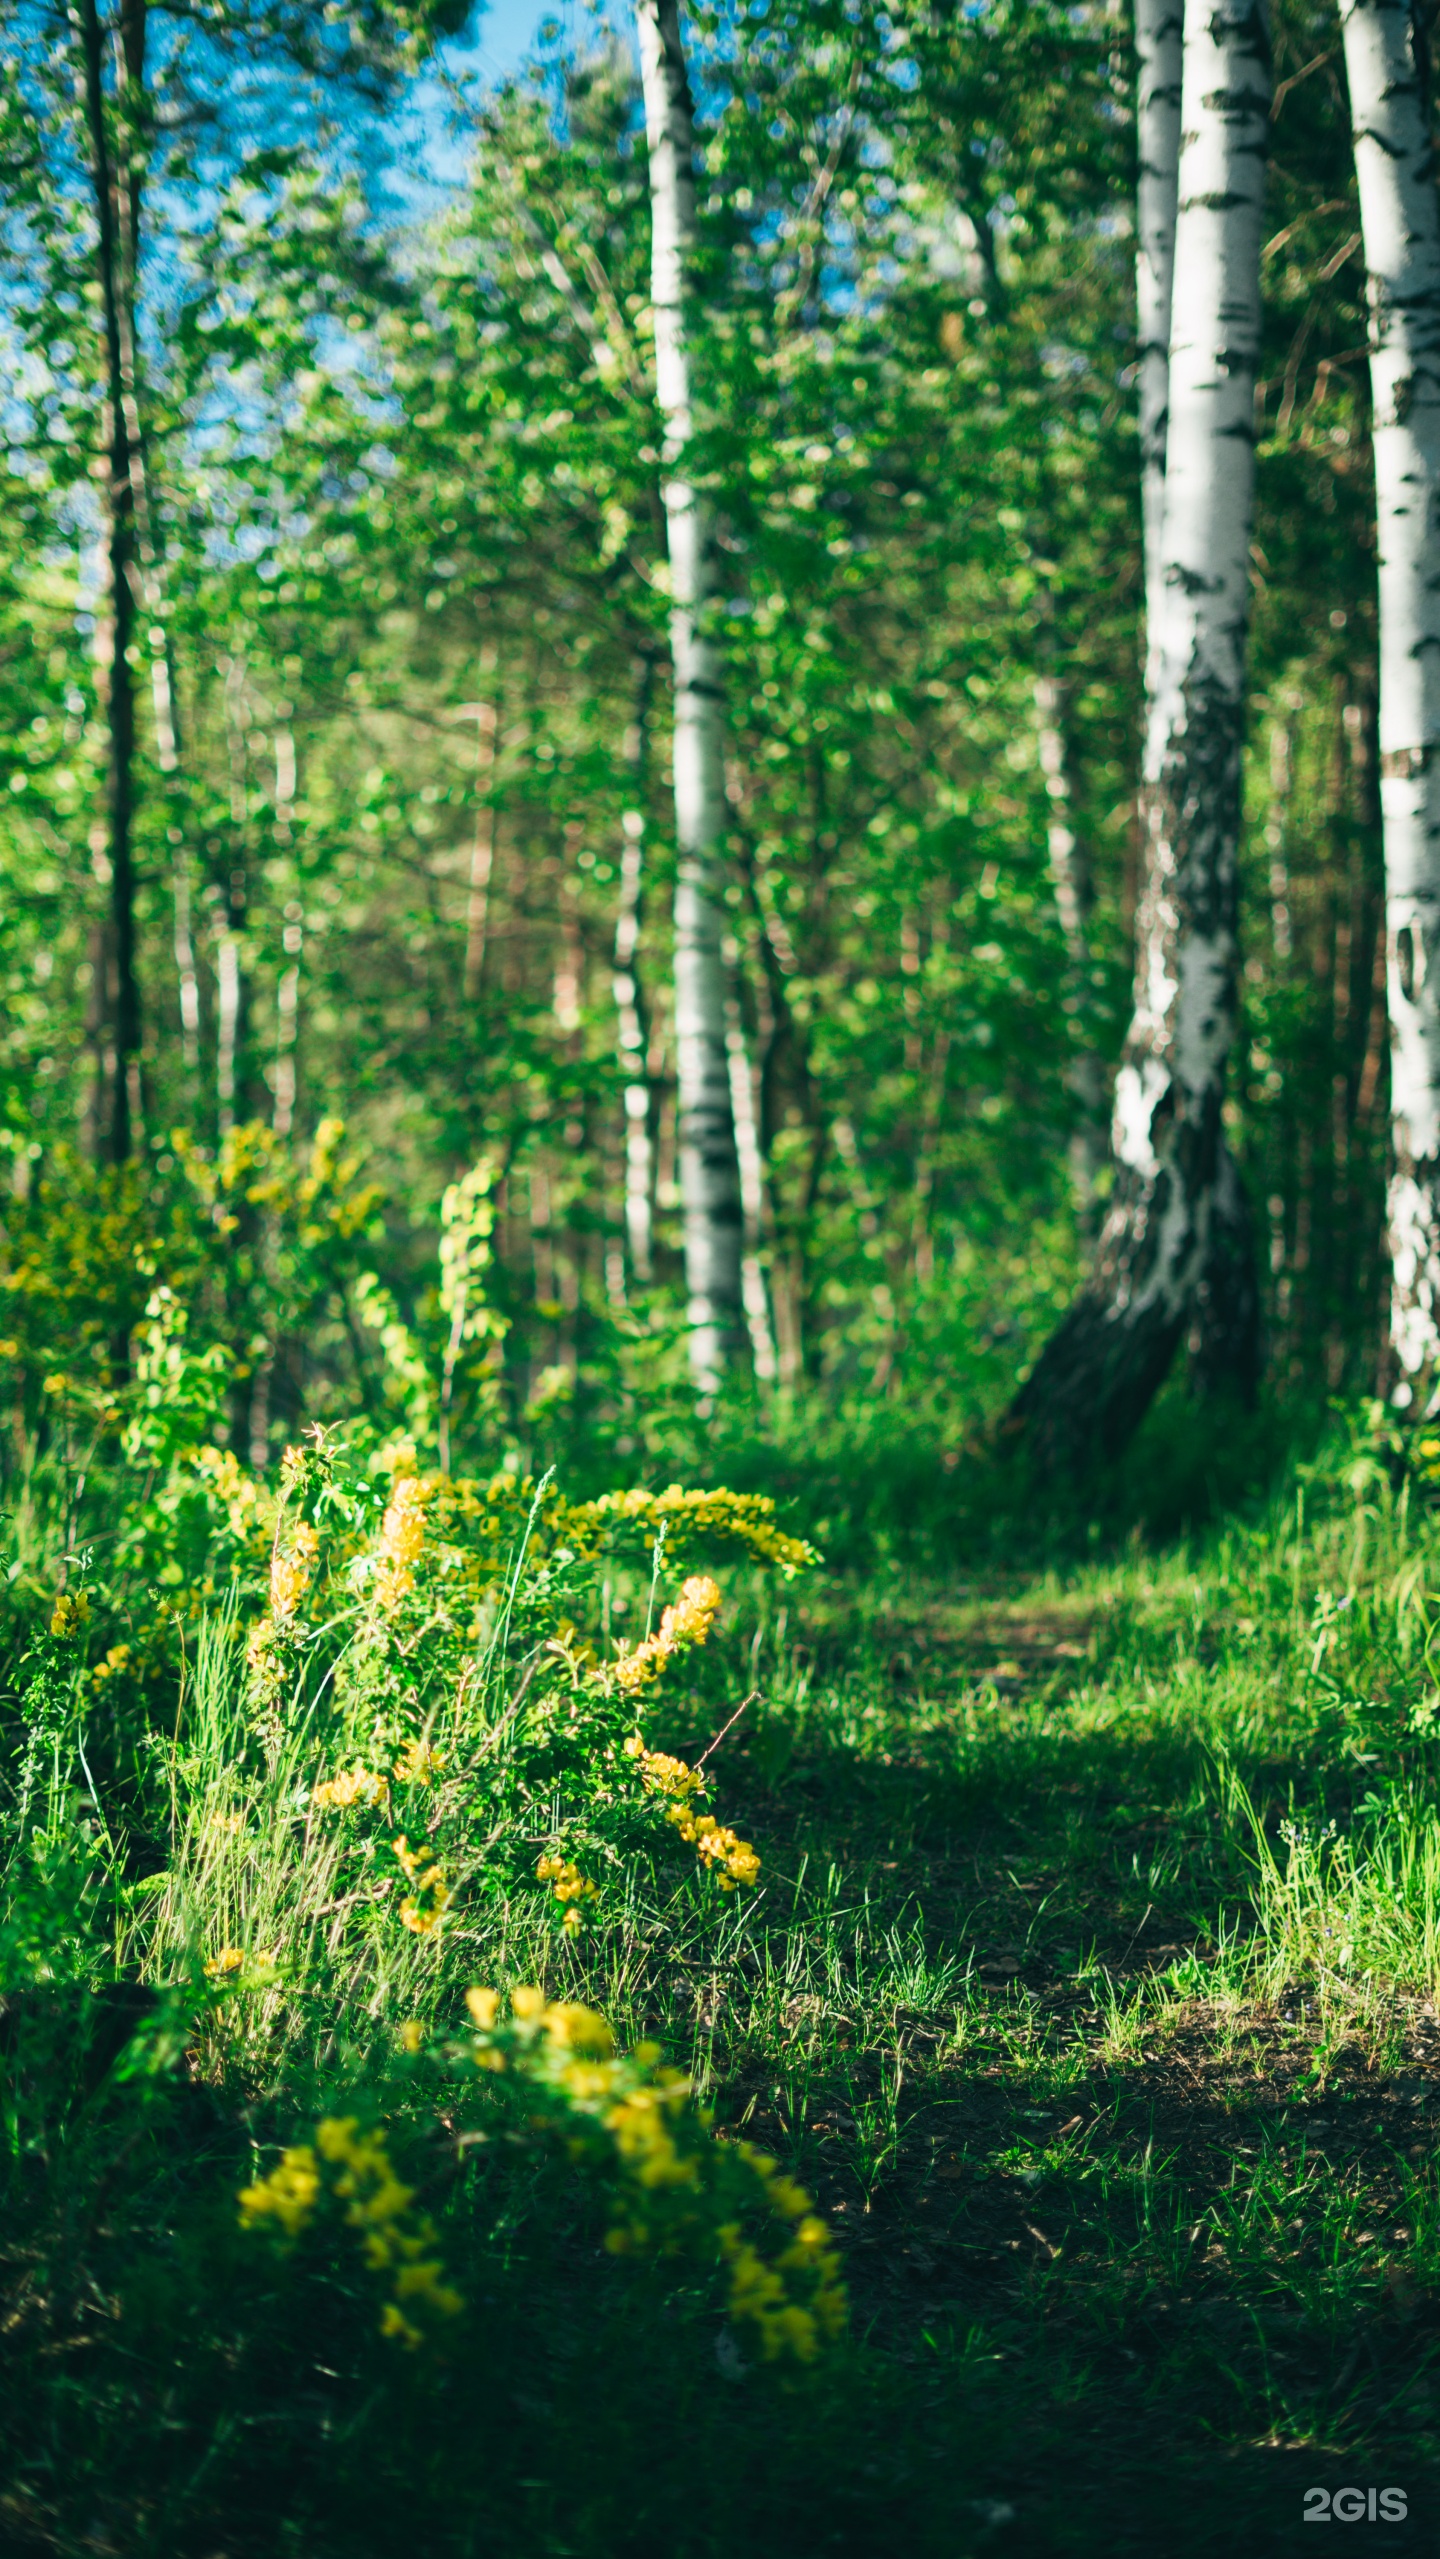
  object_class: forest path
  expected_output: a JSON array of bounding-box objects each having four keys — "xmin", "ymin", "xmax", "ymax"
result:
[{"xmin": 663, "ymin": 1555, "xmax": 1440, "ymax": 2550}]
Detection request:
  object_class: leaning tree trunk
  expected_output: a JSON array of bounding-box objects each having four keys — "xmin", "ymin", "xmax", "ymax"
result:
[
  {"xmin": 1341, "ymin": 0, "xmax": 1440, "ymax": 1409},
  {"xmin": 78, "ymin": 0, "xmax": 143, "ymax": 1165},
  {"xmin": 636, "ymin": 0, "xmax": 744, "ymax": 1391},
  {"xmin": 1008, "ymin": 0, "xmax": 1271, "ymax": 1468}
]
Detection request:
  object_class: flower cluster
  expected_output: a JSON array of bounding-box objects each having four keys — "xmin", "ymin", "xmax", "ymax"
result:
[
  {"xmin": 665, "ymin": 1805, "xmax": 761, "ymax": 1890},
  {"xmin": 562, "ymin": 1486, "xmax": 818, "ymax": 1577},
  {"xmin": 623, "ymin": 1736, "xmax": 706, "ymax": 1799},
  {"xmin": 394, "ymin": 1736, "xmax": 445, "ymax": 1787},
  {"xmin": 50, "ymin": 1591, "xmax": 89, "ymax": 1640},
  {"xmin": 374, "ymin": 1475, "xmax": 427, "ymax": 1610},
  {"xmin": 238, "ymin": 2142, "xmax": 320, "ymax": 2237},
  {"xmin": 623, "ymin": 1735, "xmax": 760, "ymax": 1892},
  {"xmin": 535, "ymin": 1852, "xmax": 598, "ymax": 1933},
  {"xmin": 205, "ymin": 1943, "xmax": 278, "ymax": 1991},
  {"xmin": 270, "ymin": 1519, "xmax": 318, "ymax": 1621},
  {"xmin": 314, "ymin": 1762, "xmax": 388, "ymax": 1810},
  {"xmin": 716, "ymin": 2146, "xmax": 847, "ymax": 2362},
  {"xmin": 612, "ymin": 1574, "xmax": 722, "ymax": 1694},
  {"xmin": 392, "ymin": 1833, "xmax": 451, "ymax": 1935},
  {"xmin": 239, "ymin": 2115, "xmax": 463, "ymax": 2348},
  {"xmin": 453, "ymin": 1987, "xmax": 846, "ymax": 2364}
]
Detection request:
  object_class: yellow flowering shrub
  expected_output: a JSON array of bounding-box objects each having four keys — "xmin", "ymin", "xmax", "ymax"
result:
[
  {"xmin": 441, "ymin": 1987, "xmax": 847, "ymax": 2365},
  {"xmin": 239, "ymin": 2114, "xmax": 463, "ymax": 2349},
  {"xmin": 230, "ymin": 1436, "xmax": 806, "ymax": 1947}
]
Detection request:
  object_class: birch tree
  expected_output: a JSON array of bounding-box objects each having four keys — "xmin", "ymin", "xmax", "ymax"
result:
[
  {"xmin": 1010, "ymin": 0, "xmax": 1271, "ymax": 1464},
  {"xmin": 1136, "ymin": 0, "xmax": 1183, "ymax": 696},
  {"xmin": 1134, "ymin": 0, "xmax": 1261, "ymax": 1399},
  {"xmin": 636, "ymin": 0, "xmax": 745, "ymax": 1390},
  {"xmin": 1340, "ymin": 0, "xmax": 1440, "ymax": 1408}
]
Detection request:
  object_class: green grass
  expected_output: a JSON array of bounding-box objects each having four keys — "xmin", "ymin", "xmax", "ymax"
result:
[{"xmin": 5, "ymin": 1428, "xmax": 1440, "ymax": 2552}]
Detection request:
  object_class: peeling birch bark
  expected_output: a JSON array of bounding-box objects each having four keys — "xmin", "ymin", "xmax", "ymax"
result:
[
  {"xmin": 1341, "ymin": 0, "xmax": 1440, "ymax": 1406},
  {"xmin": 1010, "ymin": 0, "xmax": 1270, "ymax": 1465},
  {"xmin": 637, "ymin": 0, "xmax": 744, "ymax": 1390}
]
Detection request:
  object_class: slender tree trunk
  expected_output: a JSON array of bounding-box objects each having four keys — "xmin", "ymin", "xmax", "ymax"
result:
[
  {"xmin": 1033, "ymin": 662, "xmax": 1107, "ymax": 1211},
  {"xmin": 78, "ymin": 0, "xmax": 143, "ymax": 1164},
  {"xmin": 462, "ymin": 642, "xmax": 499, "ymax": 1004},
  {"xmin": 218, "ymin": 655, "xmax": 249, "ymax": 1137},
  {"xmin": 1009, "ymin": 0, "xmax": 1271, "ymax": 1466},
  {"xmin": 1136, "ymin": 0, "xmax": 1184, "ymax": 697},
  {"xmin": 614, "ymin": 654, "xmax": 656, "ymax": 1285},
  {"xmin": 1341, "ymin": 0, "xmax": 1440, "ymax": 1408},
  {"xmin": 723, "ymin": 952, "xmax": 778, "ymax": 1381},
  {"xmin": 636, "ymin": 0, "xmax": 744, "ymax": 1390},
  {"xmin": 1139, "ymin": 0, "xmax": 1262, "ymax": 1394}
]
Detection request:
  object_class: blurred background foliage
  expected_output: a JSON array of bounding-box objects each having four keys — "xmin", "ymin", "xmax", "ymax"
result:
[{"xmin": 0, "ymin": 0, "xmax": 1384, "ymax": 1534}]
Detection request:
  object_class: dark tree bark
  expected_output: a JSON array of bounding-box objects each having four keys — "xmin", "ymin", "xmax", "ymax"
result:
[{"xmin": 78, "ymin": 0, "xmax": 145, "ymax": 1164}]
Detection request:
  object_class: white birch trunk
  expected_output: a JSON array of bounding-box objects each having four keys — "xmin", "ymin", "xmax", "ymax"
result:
[
  {"xmin": 1340, "ymin": 0, "xmax": 1440, "ymax": 1406},
  {"xmin": 723, "ymin": 953, "xmax": 778, "ymax": 1382},
  {"xmin": 1011, "ymin": 0, "xmax": 1270, "ymax": 1461},
  {"xmin": 636, "ymin": 0, "xmax": 743, "ymax": 1390},
  {"xmin": 615, "ymin": 810, "xmax": 654, "ymax": 1284},
  {"xmin": 1033, "ymin": 667, "xmax": 1107, "ymax": 1206},
  {"xmin": 615, "ymin": 659, "xmax": 656, "ymax": 1287},
  {"xmin": 1136, "ymin": 0, "xmax": 1184, "ymax": 691}
]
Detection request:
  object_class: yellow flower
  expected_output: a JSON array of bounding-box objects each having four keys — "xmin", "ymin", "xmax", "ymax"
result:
[
  {"xmin": 314, "ymin": 1763, "xmax": 388, "ymax": 1810},
  {"xmin": 566, "ymin": 1486, "xmax": 817, "ymax": 1576},
  {"xmin": 465, "ymin": 1985, "xmax": 499, "ymax": 2030},
  {"xmin": 543, "ymin": 2003, "xmax": 614, "ymax": 2057},
  {"xmin": 376, "ymin": 1476, "xmax": 428, "ymax": 1609},
  {"xmin": 535, "ymin": 1852, "xmax": 598, "ymax": 1907},
  {"xmin": 612, "ymin": 1575, "xmax": 723, "ymax": 1692},
  {"xmin": 238, "ymin": 2144, "xmax": 320, "ymax": 2236},
  {"xmin": 205, "ymin": 1946, "xmax": 245, "ymax": 1979},
  {"xmin": 627, "ymin": 1739, "xmax": 706, "ymax": 1800},
  {"xmin": 50, "ymin": 1590, "xmax": 89, "ymax": 1639},
  {"xmin": 270, "ymin": 1519, "xmax": 319, "ymax": 1620},
  {"xmin": 665, "ymin": 1805, "xmax": 760, "ymax": 1890},
  {"xmin": 393, "ymin": 1736, "xmax": 446, "ymax": 1787},
  {"xmin": 664, "ymin": 1574, "xmax": 722, "ymax": 1646},
  {"xmin": 392, "ymin": 1834, "xmax": 451, "ymax": 1934}
]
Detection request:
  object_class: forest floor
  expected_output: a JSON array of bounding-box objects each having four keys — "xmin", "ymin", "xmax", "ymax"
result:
[
  {"xmin": 697, "ymin": 1575, "xmax": 1440, "ymax": 2555},
  {"xmin": 5, "ymin": 1461, "xmax": 1440, "ymax": 2554}
]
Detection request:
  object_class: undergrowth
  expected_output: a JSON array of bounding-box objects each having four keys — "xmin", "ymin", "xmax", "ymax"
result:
[{"xmin": 6, "ymin": 1402, "xmax": 1440, "ymax": 2552}]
